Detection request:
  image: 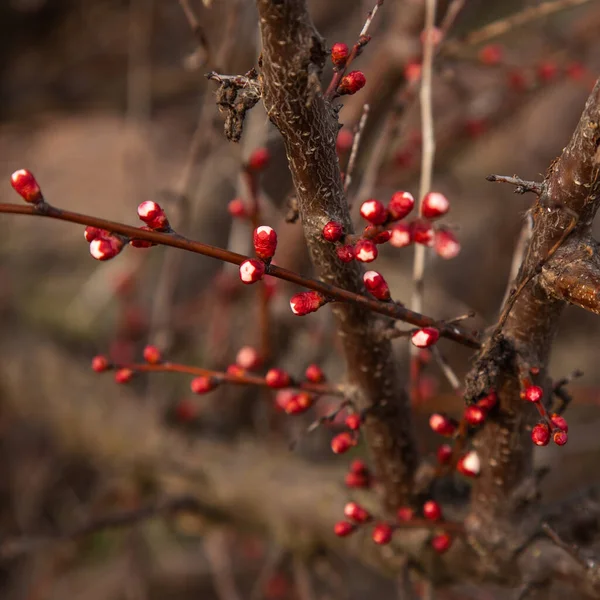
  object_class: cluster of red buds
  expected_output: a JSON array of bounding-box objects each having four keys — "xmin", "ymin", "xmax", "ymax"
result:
[
  {"xmin": 345, "ymin": 459, "xmax": 371, "ymax": 488},
  {"xmin": 428, "ymin": 392, "xmax": 498, "ymax": 477},
  {"xmin": 520, "ymin": 381, "xmax": 569, "ymax": 447},
  {"xmin": 321, "ymin": 190, "xmax": 458, "ymax": 269},
  {"xmin": 85, "ymin": 226, "xmax": 125, "ymax": 261},
  {"xmin": 334, "ymin": 498, "xmax": 454, "ymax": 553},
  {"xmin": 238, "ymin": 225, "xmax": 278, "ymax": 284}
]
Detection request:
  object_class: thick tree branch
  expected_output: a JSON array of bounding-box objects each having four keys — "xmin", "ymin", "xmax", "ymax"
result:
[
  {"xmin": 255, "ymin": 0, "xmax": 418, "ymax": 509},
  {"xmin": 465, "ymin": 78, "xmax": 600, "ymax": 562}
]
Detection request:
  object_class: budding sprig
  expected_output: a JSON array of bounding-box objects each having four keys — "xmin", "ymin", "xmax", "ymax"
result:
[
  {"xmin": 427, "ymin": 390, "xmax": 499, "ymax": 478},
  {"xmin": 333, "ymin": 498, "xmax": 463, "ymax": 553},
  {"xmin": 520, "ymin": 368, "xmax": 569, "ymax": 447},
  {"xmin": 4, "ymin": 171, "xmax": 479, "ymax": 348},
  {"xmin": 322, "ymin": 190, "xmax": 459, "ymax": 266},
  {"xmin": 92, "ymin": 345, "xmax": 341, "ymax": 400}
]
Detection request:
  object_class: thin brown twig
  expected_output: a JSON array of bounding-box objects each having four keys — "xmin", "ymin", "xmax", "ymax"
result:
[
  {"xmin": 542, "ymin": 523, "xmax": 600, "ymax": 572},
  {"xmin": 108, "ymin": 360, "xmax": 342, "ymax": 396},
  {"xmin": 0, "ymin": 202, "xmax": 480, "ymax": 348},
  {"xmin": 324, "ymin": 1, "xmax": 384, "ymax": 100},
  {"xmin": 411, "ymin": 0, "xmax": 437, "ymax": 319},
  {"xmin": 0, "ymin": 496, "xmax": 200, "ymax": 560},
  {"xmin": 344, "ymin": 104, "xmax": 370, "ymax": 198},
  {"xmin": 179, "ymin": 0, "xmax": 212, "ymax": 65},
  {"xmin": 204, "ymin": 531, "xmax": 244, "ymax": 600},
  {"xmin": 443, "ymin": 0, "xmax": 595, "ymax": 56},
  {"xmin": 486, "ymin": 174, "xmax": 544, "ymax": 195}
]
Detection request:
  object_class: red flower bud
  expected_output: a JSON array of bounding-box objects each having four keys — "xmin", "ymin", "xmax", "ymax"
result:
[
  {"xmin": 305, "ymin": 364, "xmax": 325, "ymax": 383},
  {"xmin": 336, "ymin": 129, "xmax": 354, "ymax": 154},
  {"xmin": 137, "ymin": 201, "xmax": 169, "ymax": 230},
  {"xmin": 129, "ymin": 227, "xmax": 157, "ymax": 248},
  {"xmin": 345, "ymin": 413, "xmax": 362, "ymax": 431},
  {"xmin": 247, "ymin": 147, "xmax": 270, "ymax": 172},
  {"xmin": 350, "ymin": 459, "xmax": 368, "ymax": 474},
  {"xmin": 372, "ymin": 523, "xmax": 393, "ymax": 545},
  {"xmin": 290, "ymin": 291, "xmax": 326, "ymax": 316},
  {"xmin": 239, "ymin": 259, "xmax": 265, "ymax": 284},
  {"xmin": 423, "ymin": 500, "xmax": 442, "ymax": 521},
  {"xmin": 334, "ymin": 521, "xmax": 356, "ymax": 537},
  {"xmin": 531, "ymin": 422, "xmax": 550, "ymax": 446},
  {"xmin": 421, "ymin": 192, "xmax": 450, "ymax": 220},
  {"xmin": 336, "ymin": 244, "xmax": 355, "ymax": 262},
  {"xmin": 411, "ymin": 327, "xmax": 440, "ymax": 349},
  {"xmin": 253, "ymin": 226, "xmax": 277, "ymax": 260},
  {"xmin": 115, "ymin": 368, "xmax": 134, "ymax": 384},
  {"xmin": 89, "ymin": 235, "xmax": 125, "ymax": 261},
  {"xmin": 91, "ymin": 355, "xmax": 110, "ymax": 372},
  {"xmin": 420, "ymin": 26, "xmax": 443, "ymax": 47},
  {"xmin": 228, "ymin": 198, "xmax": 247, "ymax": 218},
  {"xmin": 436, "ymin": 444, "xmax": 453, "ymax": 465},
  {"xmin": 360, "ymin": 199, "xmax": 388, "ymax": 225},
  {"xmin": 429, "ymin": 413, "xmax": 457, "ymax": 436},
  {"xmin": 537, "ymin": 61, "xmax": 558, "ymax": 83},
  {"xmin": 143, "ymin": 345, "xmax": 162, "ymax": 364},
  {"xmin": 404, "ymin": 61, "xmax": 422, "ymax": 83},
  {"xmin": 363, "ymin": 225, "xmax": 391, "ymax": 244},
  {"xmin": 397, "ymin": 506, "xmax": 415, "ymax": 522},
  {"xmin": 456, "ymin": 450, "xmax": 480, "ymax": 478},
  {"xmin": 266, "ymin": 368, "xmax": 292, "ymax": 389},
  {"xmin": 363, "ymin": 270, "xmax": 390, "ymax": 301},
  {"xmin": 550, "ymin": 413, "xmax": 568, "ymax": 432},
  {"xmin": 344, "ymin": 501, "xmax": 371, "ymax": 523},
  {"xmin": 388, "ymin": 191, "xmax": 415, "ymax": 221},
  {"xmin": 84, "ymin": 226, "xmax": 108, "ymax": 242},
  {"xmin": 338, "ymin": 70, "xmax": 366, "ymax": 95},
  {"xmin": 331, "ymin": 42, "xmax": 349, "ymax": 67},
  {"xmin": 10, "ymin": 169, "xmax": 43, "ymax": 204},
  {"xmin": 477, "ymin": 390, "xmax": 498, "ymax": 411},
  {"xmin": 522, "ymin": 385, "xmax": 543, "ymax": 403},
  {"xmin": 431, "ymin": 532, "xmax": 452, "ymax": 554},
  {"xmin": 566, "ymin": 62, "xmax": 586, "ymax": 81},
  {"xmin": 190, "ymin": 376, "xmax": 219, "ymax": 394},
  {"xmin": 553, "ymin": 430, "xmax": 568, "ymax": 446},
  {"xmin": 507, "ymin": 69, "xmax": 528, "ymax": 92},
  {"xmin": 411, "ymin": 219, "xmax": 435, "ymax": 246},
  {"xmin": 323, "ymin": 221, "xmax": 344, "ymax": 242},
  {"xmin": 331, "ymin": 432, "xmax": 355, "ymax": 454},
  {"xmin": 390, "ymin": 222, "xmax": 413, "ymax": 248},
  {"xmin": 345, "ymin": 471, "xmax": 370, "ymax": 488},
  {"xmin": 284, "ymin": 392, "xmax": 314, "ymax": 415},
  {"xmin": 227, "ymin": 364, "xmax": 245, "ymax": 378},
  {"xmin": 236, "ymin": 346, "xmax": 262, "ymax": 370},
  {"xmin": 354, "ymin": 239, "xmax": 378, "ymax": 263},
  {"xmin": 175, "ymin": 399, "xmax": 197, "ymax": 422},
  {"xmin": 464, "ymin": 405, "xmax": 486, "ymax": 426},
  {"xmin": 434, "ymin": 228, "xmax": 461, "ymax": 260},
  {"xmin": 478, "ymin": 44, "xmax": 503, "ymax": 65}
]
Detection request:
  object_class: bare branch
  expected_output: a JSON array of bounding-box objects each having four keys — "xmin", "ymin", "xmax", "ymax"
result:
[
  {"xmin": 255, "ymin": 0, "xmax": 421, "ymax": 509},
  {"xmin": 486, "ymin": 174, "xmax": 544, "ymax": 196}
]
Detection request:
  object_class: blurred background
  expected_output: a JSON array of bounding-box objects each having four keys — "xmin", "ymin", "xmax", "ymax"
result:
[{"xmin": 1, "ymin": 0, "xmax": 600, "ymax": 598}]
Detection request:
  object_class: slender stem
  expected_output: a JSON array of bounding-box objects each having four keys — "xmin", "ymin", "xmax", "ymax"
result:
[
  {"xmin": 344, "ymin": 104, "xmax": 370, "ymax": 198},
  {"xmin": 111, "ymin": 361, "xmax": 342, "ymax": 396},
  {"xmin": 0, "ymin": 202, "xmax": 480, "ymax": 348},
  {"xmin": 411, "ymin": 0, "xmax": 437, "ymax": 318},
  {"xmin": 443, "ymin": 0, "xmax": 595, "ymax": 56},
  {"xmin": 324, "ymin": 1, "xmax": 384, "ymax": 100}
]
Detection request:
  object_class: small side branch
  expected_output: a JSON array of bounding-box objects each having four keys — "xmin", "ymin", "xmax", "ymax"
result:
[{"xmin": 486, "ymin": 174, "xmax": 544, "ymax": 196}]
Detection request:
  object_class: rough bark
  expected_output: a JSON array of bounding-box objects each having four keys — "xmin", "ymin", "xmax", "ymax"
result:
[
  {"xmin": 255, "ymin": 0, "xmax": 418, "ymax": 510},
  {"xmin": 465, "ymin": 79, "xmax": 600, "ymax": 560}
]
